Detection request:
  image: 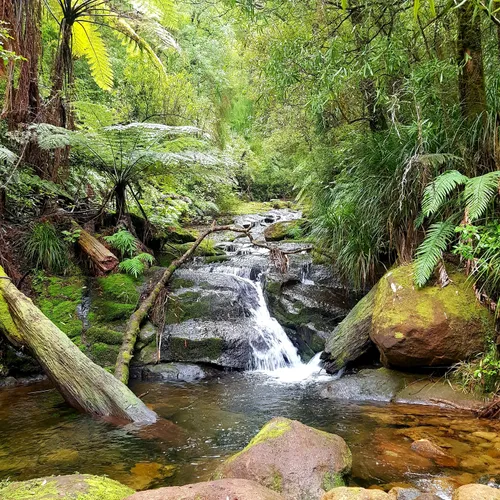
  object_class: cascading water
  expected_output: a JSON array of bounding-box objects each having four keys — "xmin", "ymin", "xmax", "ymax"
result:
[{"xmin": 204, "ymin": 263, "xmax": 327, "ymax": 383}]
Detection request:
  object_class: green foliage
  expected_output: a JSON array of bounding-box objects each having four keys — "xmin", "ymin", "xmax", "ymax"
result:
[
  {"xmin": 24, "ymin": 222, "xmax": 69, "ymax": 274},
  {"xmin": 414, "ymin": 221, "xmax": 456, "ymax": 287},
  {"xmin": 119, "ymin": 253, "xmax": 155, "ymax": 278},
  {"xmin": 104, "ymin": 230, "xmax": 138, "ymax": 258},
  {"xmin": 421, "ymin": 170, "xmax": 468, "ymax": 218},
  {"xmin": 464, "ymin": 171, "xmax": 500, "ymax": 221}
]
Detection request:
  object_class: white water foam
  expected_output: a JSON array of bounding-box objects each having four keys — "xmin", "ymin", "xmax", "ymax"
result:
[{"xmin": 208, "ymin": 266, "xmax": 329, "ymax": 383}]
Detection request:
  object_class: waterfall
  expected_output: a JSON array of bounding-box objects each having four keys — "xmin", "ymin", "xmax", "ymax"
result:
[{"xmin": 203, "ymin": 265, "xmax": 326, "ymax": 382}]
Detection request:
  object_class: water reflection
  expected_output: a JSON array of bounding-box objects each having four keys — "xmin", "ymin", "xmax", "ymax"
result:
[{"xmin": 0, "ymin": 373, "xmax": 499, "ymax": 497}]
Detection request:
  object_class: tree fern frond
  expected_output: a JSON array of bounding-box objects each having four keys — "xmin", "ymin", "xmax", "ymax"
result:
[
  {"xmin": 414, "ymin": 220, "xmax": 456, "ymax": 287},
  {"xmin": 29, "ymin": 123, "xmax": 73, "ymax": 150},
  {"xmin": 0, "ymin": 145, "xmax": 17, "ymax": 165},
  {"xmin": 421, "ymin": 170, "xmax": 468, "ymax": 218},
  {"xmin": 464, "ymin": 171, "xmax": 500, "ymax": 221},
  {"xmin": 73, "ymin": 20, "xmax": 113, "ymax": 91}
]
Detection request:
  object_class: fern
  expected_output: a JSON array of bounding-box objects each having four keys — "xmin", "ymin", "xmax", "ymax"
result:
[
  {"xmin": 104, "ymin": 230, "xmax": 138, "ymax": 257},
  {"xmin": 421, "ymin": 170, "xmax": 468, "ymax": 218},
  {"xmin": 119, "ymin": 253, "xmax": 155, "ymax": 277},
  {"xmin": 0, "ymin": 145, "xmax": 17, "ymax": 165},
  {"xmin": 72, "ymin": 20, "xmax": 113, "ymax": 91},
  {"xmin": 464, "ymin": 171, "xmax": 500, "ymax": 221},
  {"xmin": 414, "ymin": 220, "xmax": 456, "ymax": 287}
]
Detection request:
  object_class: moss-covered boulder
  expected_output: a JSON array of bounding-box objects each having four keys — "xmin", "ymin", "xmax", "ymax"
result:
[
  {"xmin": 321, "ymin": 286, "xmax": 377, "ymax": 373},
  {"xmin": 217, "ymin": 417, "xmax": 351, "ymax": 500},
  {"xmin": 370, "ymin": 265, "xmax": 495, "ymax": 369},
  {"xmin": 126, "ymin": 479, "xmax": 283, "ymax": 500},
  {"xmin": 322, "ymin": 487, "xmax": 390, "ymax": 499},
  {"xmin": 165, "ymin": 226, "xmax": 199, "ymax": 244},
  {"xmin": 263, "ymin": 219, "xmax": 306, "ymax": 242},
  {"xmin": 0, "ymin": 474, "xmax": 134, "ymax": 500}
]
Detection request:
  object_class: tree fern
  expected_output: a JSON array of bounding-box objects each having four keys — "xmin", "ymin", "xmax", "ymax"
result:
[
  {"xmin": 72, "ymin": 20, "xmax": 113, "ymax": 91},
  {"xmin": 464, "ymin": 171, "xmax": 500, "ymax": 221},
  {"xmin": 414, "ymin": 220, "xmax": 456, "ymax": 287},
  {"xmin": 0, "ymin": 145, "xmax": 17, "ymax": 165},
  {"xmin": 421, "ymin": 170, "xmax": 468, "ymax": 218}
]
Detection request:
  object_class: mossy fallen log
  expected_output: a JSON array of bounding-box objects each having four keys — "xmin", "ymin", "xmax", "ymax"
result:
[
  {"xmin": 0, "ymin": 266, "xmax": 156, "ymax": 424},
  {"xmin": 75, "ymin": 224, "xmax": 119, "ymax": 274}
]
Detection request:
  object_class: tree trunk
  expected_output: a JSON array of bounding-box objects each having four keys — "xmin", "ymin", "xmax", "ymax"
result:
[
  {"xmin": 458, "ymin": 3, "xmax": 487, "ymax": 122},
  {"xmin": 115, "ymin": 225, "xmax": 312, "ymax": 385},
  {"xmin": 0, "ymin": 267, "xmax": 157, "ymax": 424},
  {"xmin": 114, "ymin": 183, "xmax": 127, "ymax": 222},
  {"xmin": 76, "ymin": 225, "xmax": 119, "ymax": 274}
]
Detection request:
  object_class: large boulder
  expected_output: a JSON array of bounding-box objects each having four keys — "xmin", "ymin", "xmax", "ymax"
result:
[
  {"xmin": 370, "ymin": 265, "xmax": 494, "ymax": 368},
  {"xmin": 0, "ymin": 474, "xmax": 133, "ymax": 500},
  {"xmin": 126, "ymin": 479, "xmax": 284, "ymax": 500},
  {"xmin": 264, "ymin": 219, "xmax": 306, "ymax": 242},
  {"xmin": 217, "ymin": 417, "xmax": 352, "ymax": 500},
  {"xmin": 321, "ymin": 286, "xmax": 377, "ymax": 373},
  {"xmin": 452, "ymin": 484, "xmax": 500, "ymax": 499}
]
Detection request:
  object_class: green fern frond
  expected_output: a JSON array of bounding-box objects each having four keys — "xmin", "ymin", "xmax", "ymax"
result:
[
  {"xmin": 136, "ymin": 252, "xmax": 155, "ymax": 264},
  {"xmin": 104, "ymin": 230, "xmax": 138, "ymax": 257},
  {"xmin": 464, "ymin": 171, "xmax": 500, "ymax": 221},
  {"xmin": 29, "ymin": 124, "xmax": 72, "ymax": 150},
  {"xmin": 414, "ymin": 220, "xmax": 456, "ymax": 287},
  {"xmin": 73, "ymin": 20, "xmax": 113, "ymax": 91},
  {"xmin": 421, "ymin": 170, "xmax": 468, "ymax": 218},
  {"xmin": 118, "ymin": 253, "xmax": 154, "ymax": 277}
]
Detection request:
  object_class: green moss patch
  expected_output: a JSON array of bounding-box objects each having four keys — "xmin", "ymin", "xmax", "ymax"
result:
[
  {"xmin": 264, "ymin": 219, "xmax": 307, "ymax": 242},
  {"xmin": 165, "ymin": 292, "xmax": 212, "ymax": 324},
  {"xmin": 168, "ymin": 336, "xmax": 223, "ymax": 361},
  {"xmin": 86, "ymin": 326, "xmax": 123, "ymax": 345},
  {"xmin": 90, "ymin": 342, "xmax": 120, "ymax": 367}
]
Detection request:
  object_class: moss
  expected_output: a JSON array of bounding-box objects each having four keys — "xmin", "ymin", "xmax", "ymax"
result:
[
  {"xmin": 96, "ymin": 274, "xmax": 140, "ymax": 304},
  {"xmin": 165, "ymin": 292, "xmax": 212, "ymax": 324},
  {"xmin": 90, "ymin": 342, "xmax": 120, "ymax": 366},
  {"xmin": 0, "ymin": 475, "xmax": 134, "ymax": 500},
  {"xmin": 322, "ymin": 472, "xmax": 345, "ymax": 491},
  {"xmin": 0, "ymin": 292, "xmax": 21, "ymax": 341},
  {"xmin": 264, "ymin": 219, "xmax": 307, "ymax": 242},
  {"xmin": 270, "ymin": 470, "xmax": 283, "ymax": 493},
  {"xmin": 204, "ymin": 255, "xmax": 230, "ymax": 264},
  {"xmin": 165, "ymin": 226, "xmax": 199, "ymax": 244},
  {"xmin": 92, "ymin": 301, "xmax": 135, "ymax": 323},
  {"xmin": 86, "ymin": 326, "xmax": 123, "ymax": 345},
  {"xmin": 168, "ymin": 336, "xmax": 223, "ymax": 361}
]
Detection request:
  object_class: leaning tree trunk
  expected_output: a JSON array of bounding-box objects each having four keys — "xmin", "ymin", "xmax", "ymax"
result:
[
  {"xmin": 115, "ymin": 225, "xmax": 312, "ymax": 385},
  {"xmin": 0, "ymin": 266, "xmax": 156, "ymax": 424},
  {"xmin": 76, "ymin": 225, "xmax": 119, "ymax": 274}
]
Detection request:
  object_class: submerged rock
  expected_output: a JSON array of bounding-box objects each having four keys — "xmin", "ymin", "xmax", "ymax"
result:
[
  {"xmin": 452, "ymin": 483, "xmax": 500, "ymax": 499},
  {"xmin": 126, "ymin": 478, "xmax": 284, "ymax": 500},
  {"xmin": 322, "ymin": 487, "xmax": 390, "ymax": 499},
  {"xmin": 322, "ymin": 286, "xmax": 377, "ymax": 373},
  {"xmin": 140, "ymin": 362, "xmax": 221, "ymax": 382},
  {"xmin": 0, "ymin": 474, "xmax": 133, "ymax": 500},
  {"xmin": 370, "ymin": 265, "xmax": 494, "ymax": 369},
  {"xmin": 217, "ymin": 417, "xmax": 352, "ymax": 500}
]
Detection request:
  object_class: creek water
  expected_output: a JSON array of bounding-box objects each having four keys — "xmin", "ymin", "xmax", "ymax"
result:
[{"xmin": 1, "ymin": 210, "xmax": 500, "ymax": 498}]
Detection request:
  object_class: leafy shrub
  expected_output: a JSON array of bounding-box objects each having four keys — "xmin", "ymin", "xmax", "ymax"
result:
[
  {"xmin": 104, "ymin": 229, "xmax": 138, "ymax": 258},
  {"xmin": 24, "ymin": 222, "xmax": 68, "ymax": 274}
]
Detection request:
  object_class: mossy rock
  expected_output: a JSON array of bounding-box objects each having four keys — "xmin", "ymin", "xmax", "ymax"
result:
[
  {"xmin": 165, "ymin": 226, "xmax": 199, "ymax": 244},
  {"xmin": 91, "ymin": 301, "xmax": 136, "ymax": 323},
  {"xmin": 263, "ymin": 219, "xmax": 307, "ymax": 242},
  {"xmin": 86, "ymin": 326, "xmax": 123, "ymax": 345},
  {"xmin": 96, "ymin": 274, "xmax": 140, "ymax": 304},
  {"xmin": 90, "ymin": 342, "xmax": 120, "ymax": 367},
  {"xmin": 164, "ymin": 292, "xmax": 212, "ymax": 324},
  {"xmin": 166, "ymin": 336, "xmax": 224, "ymax": 362},
  {"xmin": 218, "ymin": 417, "xmax": 351, "ymax": 499},
  {"xmin": 370, "ymin": 264, "xmax": 495, "ymax": 369},
  {"xmin": 36, "ymin": 276, "xmax": 85, "ymax": 340},
  {"xmin": 0, "ymin": 474, "xmax": 134, "ymax": 500}
]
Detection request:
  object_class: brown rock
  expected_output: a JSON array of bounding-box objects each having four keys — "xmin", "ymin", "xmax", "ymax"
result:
[
  {"xmin": 452, "ymin": 483, "xmax": 500, "ymax": 499},
  {"xmin": 218, "ymin": 417, "xmax": 352, "ymax": 499},
  {"xmin": 387, "ymin": 487, "xmax": 423, "ymax": 499},
  {"xmin": 414, "ymin": 495, "xmax": 442, "ymax": 500},
  {"xmin": 370, "ymin": 265, "xmax": 494, "ymax": 369},
  {"xmin": 125, "ymin": 478, "xmax": 283, "ymax": 500},
  {"xmin": 410, "ymin": 439, "xmax": 458, "ymax": 467},
  {"xmin": 322, "ymin": 487, "xmax": 390, "ymax": 499}
]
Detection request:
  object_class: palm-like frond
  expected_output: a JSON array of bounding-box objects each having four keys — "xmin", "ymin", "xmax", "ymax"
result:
[
  {"xmin": 72, "ymin": 20, "xmax": 113, "ymax": 91},
  {"xmin": 414, "ymin": 220, "xmax": 456, "ymax": 287},
  {"xmin": 0, "ymin": 145, "xmax": 17, "ymax": 165},
  {"xmin": 30, "ymin": 124, "xmax": 72, "ymax": 150},
  {"xmin": 464, "ymin": 171, "xmax": 500, "ymax": 221},
  {"xmin": 421, "ymin": 170, "xmax": 468, "ymax": 218}
]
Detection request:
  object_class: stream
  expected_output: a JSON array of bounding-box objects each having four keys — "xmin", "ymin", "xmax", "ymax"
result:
[{"xmin": 1, "ymin": 210, "xmax": 500, "ymax": 499}]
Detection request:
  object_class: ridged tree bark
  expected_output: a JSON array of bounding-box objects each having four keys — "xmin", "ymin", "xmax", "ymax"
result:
[{"xmin": 0, "ymin": 267, "xmax": 156, "ymax": 424}]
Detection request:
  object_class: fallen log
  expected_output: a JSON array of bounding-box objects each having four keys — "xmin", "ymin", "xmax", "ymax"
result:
[
  {"xmin": 75, "ymin": 224, "xmax": 119, "ymax": 273},
  {"xmin": 0, "ymin": 267, "xmax": 156, "ymax": 424},
  {"xmin": 115, "ymin": 225, "xmax": 312, "ymax": 384}
]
